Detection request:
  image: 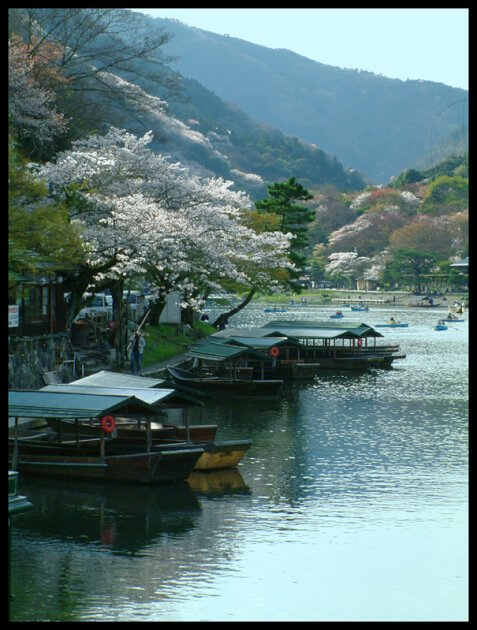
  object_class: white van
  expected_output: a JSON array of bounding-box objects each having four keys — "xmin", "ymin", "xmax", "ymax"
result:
[{"xmin": 76, "ymin": 293, "xmax": 113, "ymax": 322}]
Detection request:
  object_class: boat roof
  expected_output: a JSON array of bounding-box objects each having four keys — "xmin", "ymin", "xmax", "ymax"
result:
[
  {"xmin": 261, "ymin": 320, "xmax": 383, "ymax": 339},
  {"xmin": 40, "ymin": 384, "xmax": 202, "ymax": 407},
  {"xmin": 212, "ymin": 327, "xmax": 279, "ymax": 339},
  {"xmin": 70, "ymin": 370, "xmax": 167, "ymax": 389},
  {"xmin": 186, "ymin": 340, "xmax": 265, "ymax": 362},
  {"xmin": 8, "ymin": 389, "xmax": 158, "ymax": 419},
  {"xmin": 210, "ymin": 331, "xmax": 301, "ymax": 350}
]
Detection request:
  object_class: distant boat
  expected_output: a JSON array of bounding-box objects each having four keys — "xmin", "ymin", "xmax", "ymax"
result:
[
  {"xmin": 435, "ymin": 324, "xmax": 448, "ymax": 331},
  {"xmin": 443, "ymin": 318, "xmax": 465, "ymax": 323},
  {"xmin": 351, "ymin": 305, "xmax": 369, "ymax": 312},
  {"xmin": 375, "ymin": 323, "xmax": 409, "ymax": 328},
  {"xmin": 330, "ymin": 313, "xmax": 344, "ymax": 319},
  {"xmin": 264, "ymin": 307, "xmax": 287, "ymax": 313}
]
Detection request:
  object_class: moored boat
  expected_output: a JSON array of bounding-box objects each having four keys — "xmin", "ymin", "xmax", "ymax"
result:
[
  {"xmin": 42, "ymin": 417, "xmax": 252, "ymax": 471},
  {"xmin": 8, "ymin": 390, "xmax": 204, "ymax": 484},
  {"xmin": 167, "ymin": 366, "xmax": 283, "ymax": 400}
]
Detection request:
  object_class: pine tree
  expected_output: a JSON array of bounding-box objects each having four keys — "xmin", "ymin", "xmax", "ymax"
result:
[{"xmin": 255, "ymin": 176, "xmax": 315, "ymax": 291}]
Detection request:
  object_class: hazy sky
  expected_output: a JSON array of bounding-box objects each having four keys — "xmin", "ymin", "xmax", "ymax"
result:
[{"xmin": 130, "ymin": 8, "xmax": 468, "ymax": 90}]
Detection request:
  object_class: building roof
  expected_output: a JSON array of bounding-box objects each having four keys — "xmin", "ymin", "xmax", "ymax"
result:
[{"xmin": 450, "ymin": 257, "xmax": 469, "ymax": 268}]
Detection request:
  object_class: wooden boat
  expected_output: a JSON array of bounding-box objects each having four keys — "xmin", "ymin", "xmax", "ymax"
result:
[
  {"xmin": 407, "ymin": 297, "xmax": 442, "ymax": 307},
  {"xmin": 43, "ymin": 418, "xmax": 252, "ymax": 471},
  {"xmin": 167, "ymin": 366, "xmax": 283, "ymax": 400},
  {"xmin": 261, "ymin": 320, "xmax": 406, "ymax": 371},
  {"xmin": 375, "ymin": 323, "xmax": 409, "ymax": 328},
  {"xmin": 8, "ymin": 436, "xmax": 203, "ymax": 484},
  {"xmin": 8, "ymin": 390, "xmax": 204, "ymax": 484},
  {"xmin": 40, "ymin": 381, "xmax": 218, "ymax": 443}
]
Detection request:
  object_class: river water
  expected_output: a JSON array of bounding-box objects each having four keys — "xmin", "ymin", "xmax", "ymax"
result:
[{"xmin": 9, "ymin": 302, "xmax": 468, "ymax": 621}]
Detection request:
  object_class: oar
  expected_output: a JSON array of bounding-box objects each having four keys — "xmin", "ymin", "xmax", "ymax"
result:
[{"xmin": 127, "ymin": 308, "xmax": 151, "ymax": 352}]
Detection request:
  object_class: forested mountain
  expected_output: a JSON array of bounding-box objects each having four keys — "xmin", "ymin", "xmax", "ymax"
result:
[
  {"xmin": 139, "ymin": 14, "xmax": 468, "ymax": 184},
  {"xmin": 8, "ymin": 8, "xmax": 366, "ymax": 200},
  {"xmin": 9, "ymin": 8, "xmax": 468, "ymax": 307}
]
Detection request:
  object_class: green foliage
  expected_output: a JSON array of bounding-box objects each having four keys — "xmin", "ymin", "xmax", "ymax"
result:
[
  {"xmin": 421, "ymin": 175, "xmax": 468, "ymax": 213},
  {"xmin": 8, "ymin": 138, "xmax": 85, "ymax": 282},
  {"xmin": 382, "ymin": 248, "xmax": 438, "ymax": 289},
  {"xmin": 392, "ymin": 152, "xmax": 468, "ymax": 188},
  {"xmin": 255, "ymin": 177, "xmax": 315, "ymax": 291}
]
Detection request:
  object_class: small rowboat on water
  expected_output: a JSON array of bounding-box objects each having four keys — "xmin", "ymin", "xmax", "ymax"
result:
[
  {"xmin": 351, "ymin": 306, "xmax": 369, "ymax": 312},
  {"xmin": 375, "ymin": 323, "xmax": 409, "ymax": 328},
  {"xmin": 435, "ymin": 324, "xmax": 448, "ymax": 331}
]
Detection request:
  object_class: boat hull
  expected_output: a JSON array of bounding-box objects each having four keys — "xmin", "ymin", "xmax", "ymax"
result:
[
  {"xmin": 375, "ymin": 323, "xmax": 409, "ymax": 328},
  {"xmin": 8, "ymin": 440, "xmax": 203, "ymax": 484}
]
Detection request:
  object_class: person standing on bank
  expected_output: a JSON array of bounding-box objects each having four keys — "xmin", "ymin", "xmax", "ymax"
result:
[{"xmin": 129, "ymin": 331, "xmax": 146, "ymax": 374}]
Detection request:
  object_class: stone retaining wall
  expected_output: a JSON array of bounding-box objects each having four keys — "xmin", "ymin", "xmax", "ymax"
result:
[{"xmin": 8, "ymin": 333, "xmax": 80, "ymax": 389}]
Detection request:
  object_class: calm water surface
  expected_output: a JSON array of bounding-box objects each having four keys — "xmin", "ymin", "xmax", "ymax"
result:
[{"xmin": 10, "ymin": 303, "xmax": 468, "ymax": 621}]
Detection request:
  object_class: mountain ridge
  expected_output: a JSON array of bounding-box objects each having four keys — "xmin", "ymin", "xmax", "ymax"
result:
[{"xmin": 143, "ymin": 14, "xmax": 468, "ymax": 183}]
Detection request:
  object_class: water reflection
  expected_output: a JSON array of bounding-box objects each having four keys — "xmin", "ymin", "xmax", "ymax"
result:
[{"xmin": 15, "ymin": 477, "xmax": 201, "ymax": 556}]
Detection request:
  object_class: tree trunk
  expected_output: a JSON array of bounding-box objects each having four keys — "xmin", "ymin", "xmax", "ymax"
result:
[
  {"xmin": 148, "ymin": 299, "xmax": 166, "ymax": 327},
  {"xmin": 212, "ymin": 288, "xmax": 256, "ymax": 328}
]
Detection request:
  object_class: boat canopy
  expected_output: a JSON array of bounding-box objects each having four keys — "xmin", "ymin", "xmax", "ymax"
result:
[
  {"xmin": 40, "ymin": 383, "xmax": 202, "ymax": 407},
  {"xmin": 8, "ymin": 389, "xmax": 158, "ymax": 419},
  {"xmin": 70, "ymin": 370, "xmax": 167, "ymax": 389},
  {"xmin": 261, "ymin": 320, "xmax": 383, "ymax": 339},
  {"xmin": 186, "ymin": 340, "xmax": 265, "ymax": 362},
  {"xmin": 226, "ymin": 336, "xmax": 301, "ymax": 351}
]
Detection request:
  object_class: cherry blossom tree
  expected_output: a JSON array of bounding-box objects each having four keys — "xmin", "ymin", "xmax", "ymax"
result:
[
  {"xmin": 8, "ymin": 36, "xmax": 68, "ymax": 155},
  {"xmin": 33, "ymin": 127, "xmax": 293, "ymax": 325}
]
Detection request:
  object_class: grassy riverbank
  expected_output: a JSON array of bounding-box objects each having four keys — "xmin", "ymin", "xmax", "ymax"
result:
[{"xmin": 140, "ymin": 321, "xmax": 216, "ymax": 369}]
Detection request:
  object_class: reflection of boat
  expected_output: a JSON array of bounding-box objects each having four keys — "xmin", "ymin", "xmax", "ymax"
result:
[
  {"xmin": 14, "ymin": 476, "xmax": 200, "ymax": 553},
  {"xmin": 167, "ymin": 366, "xmax": 283, "ymax": 400},
  {"xmin": 8, "ymin": 390, "xmax": 203, "ymax": 484},
  {"xmin": 375, "ymin": 323, "xmax": 409, "ymax": 328},
  {"xmin": 187, "ymin": 468, "xmax": 251, "ymax": 496}
]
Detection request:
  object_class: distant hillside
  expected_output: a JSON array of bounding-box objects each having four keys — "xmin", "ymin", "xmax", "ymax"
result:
[{"xmin": 143, "ymin": 15, "xmax": 468, "ymax": 184}]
